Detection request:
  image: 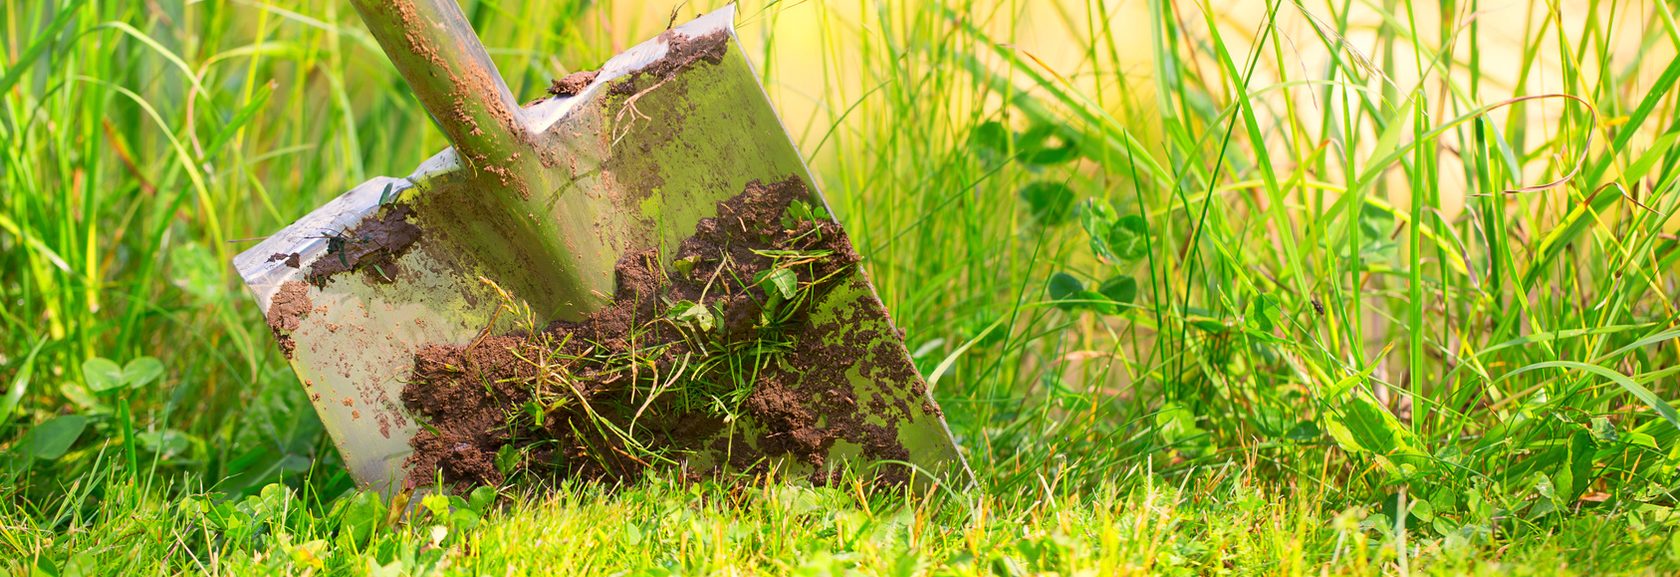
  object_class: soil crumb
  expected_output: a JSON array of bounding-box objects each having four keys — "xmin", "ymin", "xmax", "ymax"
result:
[
  {"xmin": 548, "ymin": 70, "xmax": 598, "ymax": 97},
  {"xmin": 266, "ymin": 281, "xmax": 312, "ymax": 359},
  {"xmin": 305, "ymin": 204, "xmax": 423, "ymax": 288},
  {"xmin": 401, "ymin": 177, "xmax": 915, "ymax": 491},
  {"xmin": 267, "ymin": 252, "xmax": 301, "ymax": 268}
]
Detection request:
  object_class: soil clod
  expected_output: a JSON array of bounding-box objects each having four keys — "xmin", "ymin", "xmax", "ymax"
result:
[
  {"xmin": 305, "ymin": 204, "xmax": 423, "ymax": 288},
  {"xmin": 548, "ymin": 70, "xmax": 598, "ymax": 97},
  {"xmin": 268, "ymin": 252, "xmax": 301, "ymax": 268},
  {"xmin": 266, "ymin": 281, "xmax": 312, "ymax": 359},
  {"xmin": 401, "ymin": 177, "xmax": 914, "ymax": 491}
]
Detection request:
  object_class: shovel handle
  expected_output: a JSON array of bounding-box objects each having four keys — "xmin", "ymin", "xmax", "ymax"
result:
[{"xmin": 349, "ymin": 0, "xmax": 531, "ymax": 169}]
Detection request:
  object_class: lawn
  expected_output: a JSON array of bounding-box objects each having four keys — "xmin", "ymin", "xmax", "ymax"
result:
[{"xmin": 4, "ymin": 0, "xmax": 1680, "ymax": 575}]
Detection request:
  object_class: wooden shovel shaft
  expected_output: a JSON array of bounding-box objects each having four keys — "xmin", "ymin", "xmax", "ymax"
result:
[
  {"xmin": 348, "ymin": 0, "xmax": 533, "ymax": 170},
  {"xmin": 346, "ymin": 0, "xmax": 610, "ymax": 322}
]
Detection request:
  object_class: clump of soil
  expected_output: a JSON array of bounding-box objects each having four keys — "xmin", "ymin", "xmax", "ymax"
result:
[
  {"xmin": 267, "ymin": 252, "xmax": 301, "ymax": 268},
  {"xmin": 266, "ymin": 281, "xmax": 312, "ymax": 359},
  {"xmin": 305, "ymin": 204, "xmax": 423, "ymax": 288},
  {"xmin": 401, "ymin": 177, "xmax": 914, "ymax": 491},
  {"xmin": 548, "ymin": 70, "xmax": 598, "ymax": 97}
]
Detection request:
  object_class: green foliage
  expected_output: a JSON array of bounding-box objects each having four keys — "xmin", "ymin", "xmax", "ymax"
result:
[
  {"xmin": 80, "ymin": 358, "xmax": 125, "ymax": 394},
  {"xmin": 1094, "ymin": 275, "xmax": 1136, "ymax": 311},
  {"xmin": 1017, "ymin": 181, "xmax": 1076, "ymax": 225},
  {"xmin": 13, "ymin": 415, "xmax": 89, "ymax": 462},
  {"xmin": 665, "ymin": 300, "xmax": 716, "ymax": 332},
  {"xmin": 81, "ymin": 356, "xmax": 163, "ymax": 393},
  {"xmin": 2, "ymin": 0, "xmax": 1680, "ymax": 573},
  {"xmin": 0, "ymin": 339, "xmax": 46, "ymax": 433},
  {"xmin": 780, "ymin": 200, "xmax": 831, "ymax": 229},
  {"xmin": 1044, "ymin": 272, "xmax": 1085, "ymax": 310}
]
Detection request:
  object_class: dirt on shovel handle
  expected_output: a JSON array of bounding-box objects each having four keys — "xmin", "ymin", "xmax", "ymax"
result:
[{"xmin": 401, "ymin": 177, "xmax": 917, "ymax": 491}]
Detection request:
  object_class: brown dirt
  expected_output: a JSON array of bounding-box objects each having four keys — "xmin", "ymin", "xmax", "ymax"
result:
[
  {"xmin": 548, "ymin": 70, "xmax": 598, "ymax": 97},
  {"xmin": 305, "ymin": 204, "xmax": 423, "ymax": 288},
  {"xmin": 608, "ymin": 30, "xmax": 729, "ymax": 97},
  {"xmin": 267, "ymin": 252, "xmax": 301, "ymax": 268},
  {"xmin": 266, "ymin": 281, "xmax": 312, "ymax": 359},
  {"xmin": 401, "ymin": 177, "xmax": 915, "ymax": 491}
]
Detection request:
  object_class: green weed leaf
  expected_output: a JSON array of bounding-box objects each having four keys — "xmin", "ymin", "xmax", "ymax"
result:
[
  {"xmin": 969, "ymin": 120, "xmax": 1010, "ymax": 154},
  {"xmin": 1046, "ymin": 273, "xmax": 1084, "ymax": 310},
  {"xmin": 781, "ymin": 200, "xmax": 830, "ymax": 229},
  {"xmin": 19, "ymin": 415, "xmax": 89, "ymax": 461},
  {"xmin": 1284, "ymin": 420, "xmax": 1321, "ymax": 442},
  {"xmin": 123, "ymin": 357, "xmax": 164, "ymax": 389},
  {"xmin": 672, "ymin": 256, "xmax": 699, "ymax": 279},
  {"xmin": 1097, "ymin": 275, "xmax": 1137, "ymax": 309},
  {"xmin": 82, "ymin": 358, "xmax": 125, "ymax": 393},
  {"xmin": 1019, "ymin": 181, "xmax": 1076, "ymax": 226},
  {"xmin": 468, "ymin": 486, "xmax": 497, "ymax": 513},
  {"xmin": 0, "ymin": 0, "xmax": 88, "ymax": 97},
  {"xmin": 449, "ymin": 508, "xmax": 482, "ymax": 530},
  {"xmin": 1079, "ymin": 200, "xmax": 1118, "ymax": 259},
  {"xmin": 1155, "ymin": 404, "xmax": 1213, "ymax": 457},
  {"xmin": 668, "ymin": 300, "xmax": 716, "ymax": 332},
  {"xmin": 1551, "ymin": 431, "xmax": 1596, "ymax": 504},
  {"xmin": 757, "ymin": 268, "xmax": 798, "ymax": 300},
  {"xmin": 1, "ymin": 338, "xmax": 46, "ymax": 433},
  {"xmin": 137, "ymin": 430, "xmax": 191, "ymax": 459},
  {"xmin": 1334, "ymin": 396, "xmax": 1422, "ymax": 464},
  {"xmin": 1018, "ymin": 122, "xmax": 1080, "ymax": 165},
  {"xmin": 421, "ymin": 493, "xmax": 451, "ymax": 520},
  {"xmin": 1244, "ymin": 294, "xmax": 1282, "ymax": 334},
  {"xmin": 1590, "ymin": 416, "xmax": 1617, "ymax": 443},
  {"xmin": 496, "ymin": 443, "xmax": 522, "ymax": 476},
  {"xmin": 1107, "ymin": 215, "xmax": 1149, "ymax": 262}
]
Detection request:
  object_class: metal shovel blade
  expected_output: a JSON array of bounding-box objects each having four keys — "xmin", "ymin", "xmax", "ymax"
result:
[{"xmin": 234, "ymin": 4, "xmax": 969, "ymax": 492}]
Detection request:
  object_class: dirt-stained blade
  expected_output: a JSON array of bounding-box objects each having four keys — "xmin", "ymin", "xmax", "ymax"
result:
[{"xmin": 234, "ymin": 5, "xmax": 970, "ymax": 493}]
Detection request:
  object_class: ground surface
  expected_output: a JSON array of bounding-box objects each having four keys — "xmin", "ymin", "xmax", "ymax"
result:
[{"xmin": 5, "ymin": 0, "xmax": 1680, "ymax": 575}]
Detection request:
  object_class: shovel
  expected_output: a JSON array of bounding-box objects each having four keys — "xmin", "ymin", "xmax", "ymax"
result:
[{"xmin": 233, "ymin": 2, "xmax": 969, "ymax": 493}]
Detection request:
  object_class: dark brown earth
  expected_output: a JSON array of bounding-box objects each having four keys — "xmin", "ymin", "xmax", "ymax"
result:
[
  {"xmin": 401, "ymin": 177, "xmax": 916, "ymax": 491},
  {"xmin": 548, "ymin": 70, "xmax": 598, "ymax": 97},
  {"xmin": 305, "ymin": 204, "xmax": 423, "ymax": 288},
  {"xmin": 266, "ymin": 281, "xmax": 312, "ymax": 359},
  {"xmin": 609, "ymin": 30, "xmax": 729, "ymax": 97},
  {"xmin": 267, "ymin": 252, "xmax": 301, "ymax": 268}
]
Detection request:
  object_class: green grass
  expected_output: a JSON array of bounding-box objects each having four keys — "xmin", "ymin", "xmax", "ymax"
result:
[
  {"xmin": 11, "ymin": 464, "xmax": 1676, "ymax": 575},
  {"xmin": 5, "ymin": 0, "xmax": 1680, "ymax": 574}
]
